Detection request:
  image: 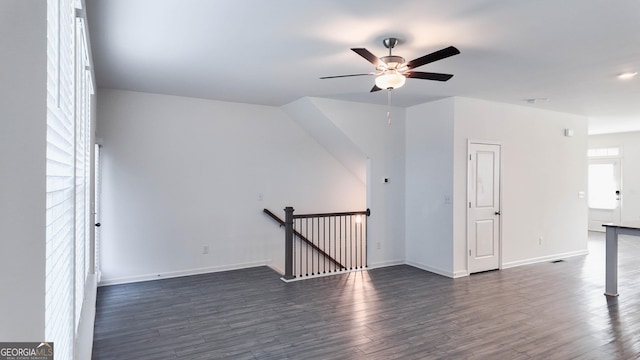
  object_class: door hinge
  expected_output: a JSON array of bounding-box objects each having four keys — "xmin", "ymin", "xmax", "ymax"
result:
[
  {"xmin": 469, "ymin": 249, "xmax": 471, "ymax": 256},
  {"xmin": 469, "ymin": 202, "xmax": 471, "ymax": 208},
  {"xmin": 469, "ymin": 154, "xmax": 472, "ymax": 160}
]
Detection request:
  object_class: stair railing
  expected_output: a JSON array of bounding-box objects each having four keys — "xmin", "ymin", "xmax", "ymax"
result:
[
  {"xmin": 263, "ymin": 209, "xmax": 345, "ymax": 270},
  {"xmin": 265, "ymin": 207, "xmax": 370, "ymax": 280}
]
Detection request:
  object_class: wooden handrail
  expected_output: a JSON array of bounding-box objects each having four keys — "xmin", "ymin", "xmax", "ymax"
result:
[{"xmin": 293, "ymin": 208, "xmax": 370, "ymax": 219}]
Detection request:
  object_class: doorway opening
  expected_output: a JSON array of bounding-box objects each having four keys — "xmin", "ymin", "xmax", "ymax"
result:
[{"xmin": 587, "ymin": 148, "xmax": 621, "ymax": 231}]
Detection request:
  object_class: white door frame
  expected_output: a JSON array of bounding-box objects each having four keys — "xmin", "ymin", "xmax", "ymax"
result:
[
  {"xmin": 467, "ymin": 139, "xmax": 503, "ymax": 274},
  {"xmin": 587, "ymin": 156, "xmax": 623, "ymax": 231}
]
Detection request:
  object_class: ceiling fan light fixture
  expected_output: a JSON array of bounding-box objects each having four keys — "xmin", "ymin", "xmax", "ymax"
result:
[{"xmin": 375, "ymin": 70, "xmax": 406, "ymax": 89}]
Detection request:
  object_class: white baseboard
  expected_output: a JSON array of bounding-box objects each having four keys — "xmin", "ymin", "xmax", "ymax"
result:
[
  {"xmin": 97, "ymin": 249, "xmax": 590, "ymax": 287},
  {"xmin": 280, "ymin": 267, "xmax": 366, "ymax": 283},
  {"xmin": 75, "ymin": 273, "xmax": 97, "ymax": 360},
  {"xmin": 367, "ymin": 259, "xmax": 405, "ymax": 269},
  {"xmin": 98, "ymin": 260, "xmax": 269, "ymax": 286},
  {"xmin": 405, "ymin": 260, "xmax": 456, "ymax": 278},
  {"xmin": 452, "ymin": 270, "xmax": 469, "ymax": 278},
  {"xmin": 502, "ymin": 249, "xmax": 589, "ymax": 269}
]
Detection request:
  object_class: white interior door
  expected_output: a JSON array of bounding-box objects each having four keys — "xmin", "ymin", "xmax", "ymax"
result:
[
  {"xmin": 468, "ymin": 142, "xmax": 501, "ymax": 274},
  {"xmin": 588, "ymin": 158, "xmax": 621, "ymax": 231}
]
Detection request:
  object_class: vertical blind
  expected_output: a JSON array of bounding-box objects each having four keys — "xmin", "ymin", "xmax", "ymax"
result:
[
  {"xmin": 74, "ymin": 14, "xmax": 92, "ymax": 334},
  {"xmin": 46, "ymin": 0, "xmax": 93, "ymax": 358}
]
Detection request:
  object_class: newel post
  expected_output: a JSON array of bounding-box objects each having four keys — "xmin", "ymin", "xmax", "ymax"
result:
[{"xmin": 283, "ymin": 206, "xmax": 295, "ymax": 280}]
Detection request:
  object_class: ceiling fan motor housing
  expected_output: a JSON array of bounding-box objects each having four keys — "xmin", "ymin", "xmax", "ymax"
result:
[{"xmin": 379, "ymin": 55, "xmax": 406, "ymax": 71}]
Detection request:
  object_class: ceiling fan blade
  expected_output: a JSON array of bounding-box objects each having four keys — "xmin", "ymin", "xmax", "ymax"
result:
[
  {"xmin": 370, "ymin": 85, "xmax": 382, "ymax": 92},
  {"xmin": 319, "ymin": 73, "xmax": 372, "ymax": 79},
  {"xmin": 406, "ymin": 72, "xmax": 454, "ymax": 81},
  {"xmin": 406, "ymin": 46, "xmax": 460, "ymax": 69},
  {"xmin": 351, "ymin": 48, "xmax": 383, "ymax": 67}
]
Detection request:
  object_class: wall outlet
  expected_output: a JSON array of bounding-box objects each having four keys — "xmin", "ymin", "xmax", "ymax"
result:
[
  {"xmin": 444, "ymin": 195, "xmax": 452, "ymax": 204},
  {"xmin": 538, "ymin": 236, "xmax": 543, "ymax": 245},
  {"xmin": 376, "ymin": 242, "xmax": 381, "ymax": 250},
  {"xmin": 382, "ymin": 177, "xmax": 390, "ymax": 184},
  {"xmin": 202, "ymin": 245, "xmax": 209, "ymax": 254},
  {"xmin": 258, "ymin": 193, "xmax": 263, "ymax": 201}
]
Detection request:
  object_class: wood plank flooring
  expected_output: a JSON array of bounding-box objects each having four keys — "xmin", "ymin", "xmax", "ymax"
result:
[{"xmin": 92, "ymin": 232, "xmax": 640, "ymax": 359}]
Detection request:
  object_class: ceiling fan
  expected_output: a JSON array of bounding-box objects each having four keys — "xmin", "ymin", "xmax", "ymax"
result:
[{"xmin": 320, "ymin": 38, "xmax": 460, "ymax": 92}]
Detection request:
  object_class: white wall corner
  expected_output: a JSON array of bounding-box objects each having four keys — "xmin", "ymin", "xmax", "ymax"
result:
[
  {"xmin": 267, "ymin": 260, "xmax": 284, "ymax": 276},
  {"xmin": 405, "ymin": 260, "xmax": 456, "ymax": 279},
  {"xmin": 75, "ymin": 274, "xmax": 98, "ymax": 360},
  {"xmin": 452, "ymin": 270, "xmax": 469, "ymax": 278},
  {"xmin": 366, "ymin": 259, "xmax": 406, "ymax": 270}
]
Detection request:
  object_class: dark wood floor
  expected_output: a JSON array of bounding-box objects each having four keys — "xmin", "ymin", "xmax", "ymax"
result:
[{"xmin": 92, "ymin": 232, "xmax": 640, "ymax": 359}]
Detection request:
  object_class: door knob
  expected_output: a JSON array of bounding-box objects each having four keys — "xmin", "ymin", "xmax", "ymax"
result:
[
  {"xmin": 495, "ymin": 211, "xmax": 501, "ymax": 216},
  {"xmin": 95, "ymin": 223, "xmax": 101, "ymax": 227}
]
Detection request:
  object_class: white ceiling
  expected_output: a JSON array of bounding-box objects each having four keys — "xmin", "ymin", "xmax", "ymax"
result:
[{"xmin": 85, "ymin": 0, "xmax": 640, "ymax": 134}]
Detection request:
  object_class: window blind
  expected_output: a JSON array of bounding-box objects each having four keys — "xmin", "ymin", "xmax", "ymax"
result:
[
  {"xmin": 74, "ymin": 15, "xmax": 90, "ymax": 333},
  {"xmin": 46, "ymin": 0, "xmax": 75, "ymax": 358},
  {"xmin": 46, "ymin": 0, "xmax": 93, "ymax": 358}
]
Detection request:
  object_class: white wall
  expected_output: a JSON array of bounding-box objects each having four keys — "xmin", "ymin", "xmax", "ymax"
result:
[
  {"xmin": 96, "ymin": 92, "xmax": 590, "ymax": 283},
  {"xmin": 96, "ymin": 89, "xmax": 365, "ymax": 284},
  {"xmin": 282, "ymin": 98, "xmax": 367, "ymax": 184},
  {"xmin": 405, "ymin": 98, "xmax": 455, "ymax": 276},
  {"xmin": 404, "ymin": 97, "xmax": 588, "ymax": 277},
  {"xmin": 589, "ymin": 131, "xmax": 640, "ymax": 223},
  {"xmin": 0, "ymin": 0, "xmax": 47, "ymax": 340},
  {"xmin": 453, "ymin": 97, "xmax": 589, "ymax": 273},
  {"xmin": 298, "ymin": 97, "xmax": 407, "ymax": 267}
]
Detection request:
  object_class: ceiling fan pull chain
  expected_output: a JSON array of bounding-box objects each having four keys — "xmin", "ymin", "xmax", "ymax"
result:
[{"xmin": 387, "ymin": 89, "xmax": 392, "ymax": 124}]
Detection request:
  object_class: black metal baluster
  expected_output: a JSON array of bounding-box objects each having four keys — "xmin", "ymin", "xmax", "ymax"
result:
[
  {"xmin": 364, "ymin": 215, "xmax": 368, "ymax": 268},
  {"xmin": 360, "ymin": 216, "xmax": 365, "ymax": 269},
  {"xmin": 333, "ymin": 216, "xmax": 337, "ymax": 272},
  {"xmin": 345, "ymin": 215, "xmax": 348, "ymax": 270},
  {"xmin": 349, "ymin": 215, "xmax": 353, "ymax": 270},
  {"xmin": 293, "ymin": 218, "xmax": 296, "ymax": 277},
  {"xmin": 343, "ymin": 215, "xmax": 347, "ymax": 270},
  {"xmin": 346, "ymin": 215, "xmax": 349, "ymax": 270},
  {"xmin": 315, "ymin": 216, "xmax": 319, "ymax": 274},
  {"xmin": 355, "ymin": 216, "xmax": 359, "ymax": 269},
  {"xmin": 316, "ymin": 217, "xmax": 319, "ymax": 274},
  {"xmin": 313, "ymin": 217, "xmax": 317, "ymax": 275},
  {"xmin": 353, "ymin": 215, "xmax": 356, "ymax": 269},
  {"xmin": 323, "ymin": 217, "xmax": 326, "ymax": 274},
  {"xmin": 328, "ymin": 216, "xmax": 331, "ymax": 273},
  {"xmin": 299, "ymin": 218, "xmax": 303, "ymax": 277},
  {"xmin": 339, "ymin": 216, "xmax": 342, "ymax": 270},
  {"xmin": 305, "ymin": 218, "xmax": 309, "ymax": 277}
]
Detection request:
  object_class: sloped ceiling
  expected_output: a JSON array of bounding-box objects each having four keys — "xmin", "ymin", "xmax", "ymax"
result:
[{"xmin": 85, "ymin": 0, "xmax": 640, "ymax": 134}]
